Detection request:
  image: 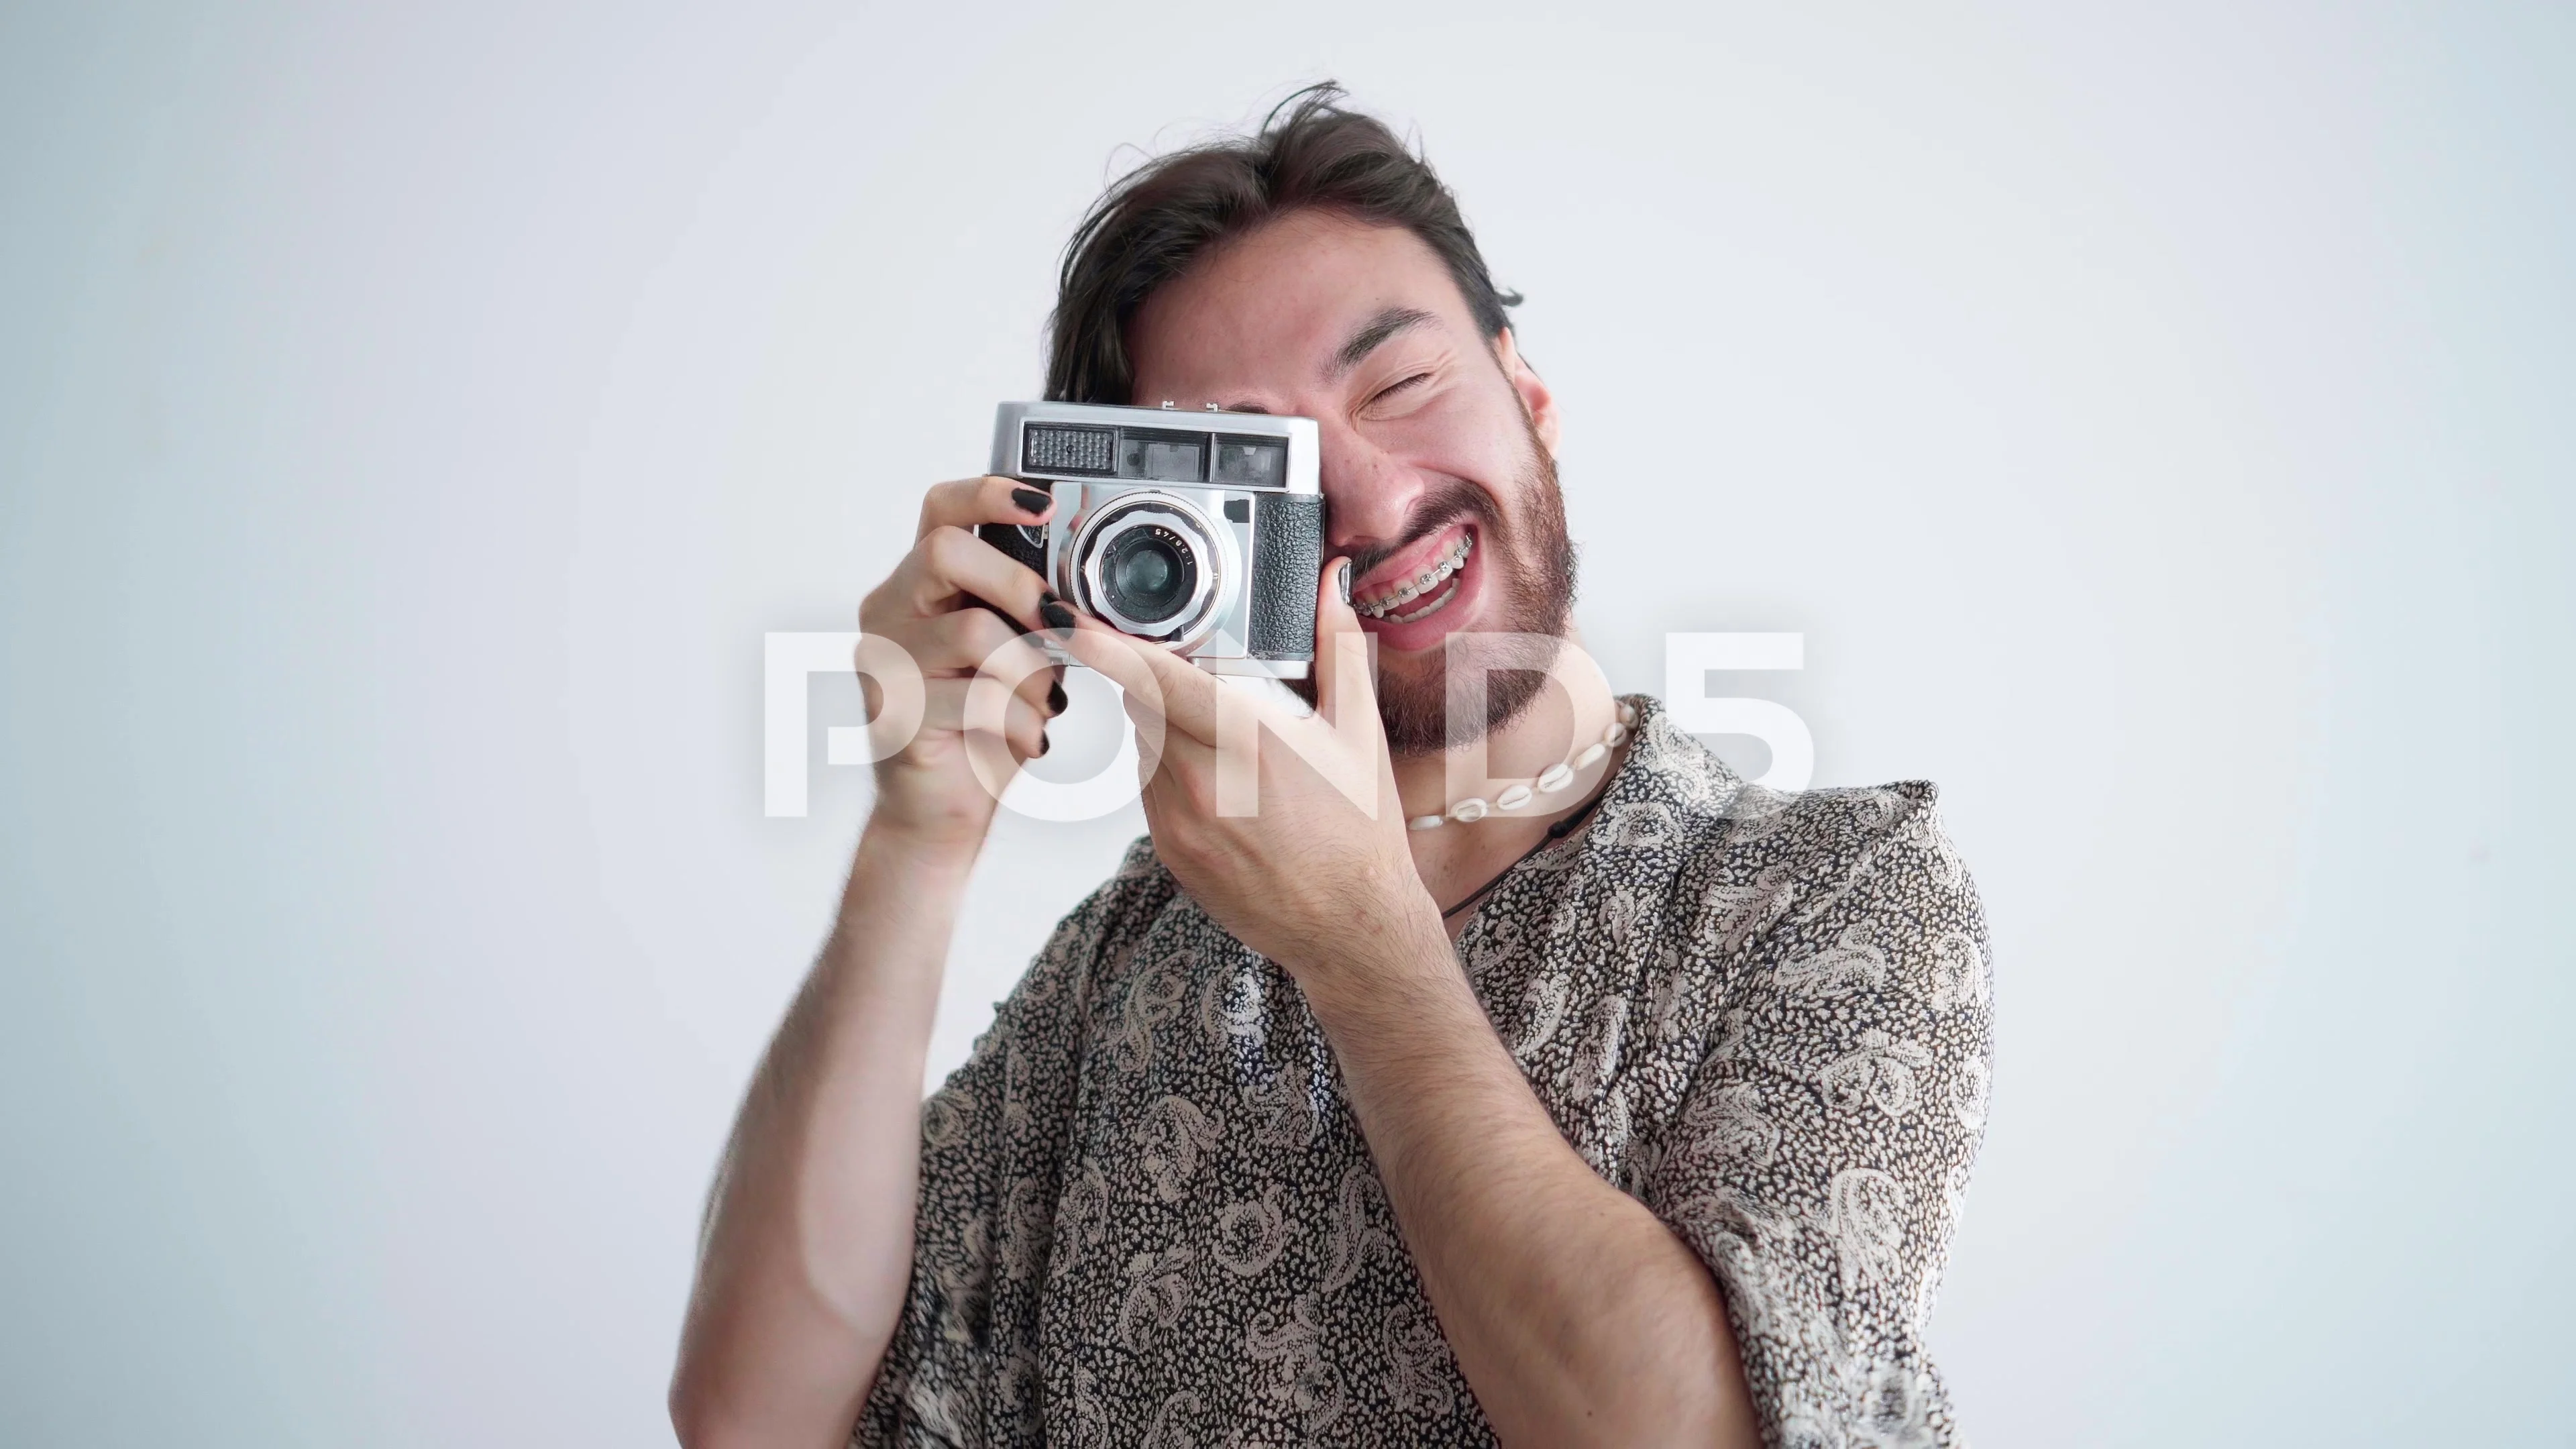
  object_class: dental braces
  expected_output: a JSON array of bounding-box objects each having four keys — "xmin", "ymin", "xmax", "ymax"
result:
[{"xmin": 1354, "ymin": 533, "xmax": 1474, "ymax": 623}]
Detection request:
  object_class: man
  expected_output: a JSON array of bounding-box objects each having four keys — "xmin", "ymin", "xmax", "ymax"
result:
[{"xmin": 672, "ymin": 87, "xmax": 1992, "ymax": 1448}]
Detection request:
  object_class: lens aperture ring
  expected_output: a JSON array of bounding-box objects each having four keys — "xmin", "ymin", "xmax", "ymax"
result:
[{"xmin": 1072, "ymin": 494, "xmax": 1226, "ymax": 645}]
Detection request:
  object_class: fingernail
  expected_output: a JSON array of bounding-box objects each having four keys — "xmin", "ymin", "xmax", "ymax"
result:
[
  {"xmin": 1336, "ymin": 559, "xmax": 1352, "ymax": 606},
  {"xmin": 1038, "ymin": 729, "xmax": 1052, "ymax": 757},
  {"xmin": 1039, "ymin": 598, "xmax": 1077, "ymax": 633},
  {"xmin": 1046, "ymin": 680, "xmax": 1067, "ymax": 715},
  {"xmin": 1012, "ymin": 486, "xmax": 1053, "ymax": 516}
]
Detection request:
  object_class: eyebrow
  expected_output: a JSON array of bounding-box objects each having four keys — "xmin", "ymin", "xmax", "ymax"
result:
[{"xmin": 1326, "ymin": 306, "xmax": 1439, "ymax": 380}]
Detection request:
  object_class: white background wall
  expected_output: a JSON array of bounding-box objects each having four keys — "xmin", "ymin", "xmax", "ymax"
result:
[{"xmin": 3, "ymin": 2, "xmax": 2568, "ymax": 1444}]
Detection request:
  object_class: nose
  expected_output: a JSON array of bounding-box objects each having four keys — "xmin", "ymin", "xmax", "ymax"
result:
[{"xmin": 1316, "ymin": 417, "xmax": 1430, "ymax": 551}]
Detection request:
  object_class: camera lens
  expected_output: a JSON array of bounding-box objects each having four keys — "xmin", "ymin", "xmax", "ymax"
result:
[
  {"xmin": 1071, "ymin": 494, "xmax": 1225, "ymax": 647},
  {"xmin": 1098, "ymin": 524, "xmax": 1196, "ymax": 625}
]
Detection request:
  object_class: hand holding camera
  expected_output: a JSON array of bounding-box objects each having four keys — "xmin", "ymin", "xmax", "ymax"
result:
[
  {"xmin": 852, "ymin": 472, "xmax": 1072, "ymax": 851},
  {"xmin": 1049, "ymin": 531, "xmax": 1435, "ymax": 999},
  {"xmin": 857, "ymin": 400, "xmax": 1333, "ymax": 855}
]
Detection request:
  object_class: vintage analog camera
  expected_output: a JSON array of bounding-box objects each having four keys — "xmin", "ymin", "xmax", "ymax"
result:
[{"xmin": 977, "ymin": 401, "xmax": 1326, "ymax": 679}]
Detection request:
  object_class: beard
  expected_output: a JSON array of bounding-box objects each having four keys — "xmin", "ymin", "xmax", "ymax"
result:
[{"xmin": 1361, "ymin": 417, "xmax": 1579, "ymax": 755}]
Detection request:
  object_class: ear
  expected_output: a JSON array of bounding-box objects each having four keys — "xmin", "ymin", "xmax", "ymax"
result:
[{"xmin": 1493, "ymin": 327, "xmax": 1560, "ymax": 456}]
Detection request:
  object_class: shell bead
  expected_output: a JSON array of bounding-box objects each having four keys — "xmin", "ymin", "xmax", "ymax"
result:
[{"xmin": 1417, "ymin": 699, "xmax": 1640, "ymax": 822}]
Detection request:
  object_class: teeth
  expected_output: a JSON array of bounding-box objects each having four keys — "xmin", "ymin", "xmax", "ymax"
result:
[
  {"xmin": 1358, "ymin": 534, "xmax": 1473, "ymax": 620},
  {"xmin": 1383, "ymin": 578, "xmax": 1460, "ymax": 625}
]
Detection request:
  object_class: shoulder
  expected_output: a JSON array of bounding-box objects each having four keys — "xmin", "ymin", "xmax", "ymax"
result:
[
  {"xmin": 1112, "ymin": 830, "xmax": 1166, "ymax": 881},
  {"xmin": 1051, "ymin": 833, "xmax": 1183, "ymax": 947},
  {"xmin": 1597, "ymin": 697, "xmax": 1986, "ymax": 980},
  {"xmin": 1706, "ymin": 778, "xmax": 1963, "ymax": 884},
  {"xmin": 1618, "ymin": 700, "xmax": 1982, "ymax": 1002},
  {"xmin": 983, "ymin": 835, "xmax": 1182, "ymax": 1032},
  {"xmin": 1618, "ymin": 695, "xmax": 1970, "ymax": 898},
  {"xmin": 1682, "ymin": 780, "xmax": 1988, "ymax": 1022}
]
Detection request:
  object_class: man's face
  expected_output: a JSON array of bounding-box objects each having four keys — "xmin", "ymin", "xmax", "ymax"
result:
[{"xmin": 1125, "ymin": 210, "xmax": 1577, "ymax": 753}]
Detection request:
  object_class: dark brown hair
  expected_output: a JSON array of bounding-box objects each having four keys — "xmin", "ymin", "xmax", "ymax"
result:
[{"xmin": 1045, "ymin": 83, "xmax": 1522, "ymax": 405}]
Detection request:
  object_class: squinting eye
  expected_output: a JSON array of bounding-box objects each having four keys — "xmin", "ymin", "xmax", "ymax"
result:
[{"xmin": 1368, "ymin": 373, "xmax": 1431, "ymax": 407}]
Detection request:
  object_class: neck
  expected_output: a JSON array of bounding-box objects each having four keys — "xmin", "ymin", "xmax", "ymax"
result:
[
  {"xmin": 1387, "ymin": 626, "xmax": 1625, "ymax": 931},
  {"xmin": 1387, "ymin": 625, "xmax": 1623, "ymax": 823}
]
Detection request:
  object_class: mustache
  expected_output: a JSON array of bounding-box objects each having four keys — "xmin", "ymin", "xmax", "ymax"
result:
[{"xmin": 1336, "ymin": 478, "xmax": 1500, "ymax": 580}]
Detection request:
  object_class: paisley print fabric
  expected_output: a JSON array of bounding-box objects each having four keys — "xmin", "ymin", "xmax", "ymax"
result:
[{"xmin": 855, "ymin": 694, "xmax": 1994, "ymax": 1448}]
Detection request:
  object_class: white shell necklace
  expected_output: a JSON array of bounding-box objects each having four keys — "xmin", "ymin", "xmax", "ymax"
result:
[{"xmin": 1404, "ymin": 699, "xmax": 1636, "ymax": 830}]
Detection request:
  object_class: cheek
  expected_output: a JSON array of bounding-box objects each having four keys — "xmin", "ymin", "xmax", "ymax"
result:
[{"xmin": 1382, "ymin": 392, "xmax": 1534, "ymax": 492}]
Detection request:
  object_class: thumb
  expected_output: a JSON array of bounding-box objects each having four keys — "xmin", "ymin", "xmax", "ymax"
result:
[{"xmin": 1312, "ymin": 556, "xmax": 1379, "ymax": 727}]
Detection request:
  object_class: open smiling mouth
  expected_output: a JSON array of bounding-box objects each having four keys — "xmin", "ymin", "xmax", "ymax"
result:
[{"xmin": 1354, "ymin": 531, "xmax": 1474, "ymax": 624}]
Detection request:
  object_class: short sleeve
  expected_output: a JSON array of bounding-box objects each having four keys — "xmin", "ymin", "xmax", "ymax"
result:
[
  {"xmin": 854, "ymin": 842, "xmax": 1173, "ymax": 1448},
  {"xmin": 1643, "ymin": 786, "xmax": 1993, "ymax": 1449}
]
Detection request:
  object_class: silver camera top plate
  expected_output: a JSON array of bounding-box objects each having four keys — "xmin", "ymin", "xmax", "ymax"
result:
[{"xmin": 990, "ymin": 401, "xmax": 1321, "ymax": 496}]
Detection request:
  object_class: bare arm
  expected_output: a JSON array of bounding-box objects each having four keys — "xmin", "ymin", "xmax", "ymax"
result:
[
  {"xmin": 1304, "ymin": 910, "xmax": 1761, "ymax": 1448},
  {"xmin": 669, "ymin": 828, "xmax": 975, "ymax": 1446},
  {"xmin": 669, "ymin": 476, "xmax": 1070, "ymax": 1448}
]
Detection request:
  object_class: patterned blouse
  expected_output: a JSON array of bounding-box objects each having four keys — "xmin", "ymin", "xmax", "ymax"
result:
[{"xmin": 855, "ymin": 694, "xmax": 1994, "ymax": 1448}]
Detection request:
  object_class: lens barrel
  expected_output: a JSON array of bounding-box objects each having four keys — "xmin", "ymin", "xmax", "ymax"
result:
[
  {"xmin": 1099, "ymin": 525, "xmax": 1196, "ymax": 624},
  {"xmin": 1072, "ymin": 494, "xmax": 1224, "ymax": 645}
]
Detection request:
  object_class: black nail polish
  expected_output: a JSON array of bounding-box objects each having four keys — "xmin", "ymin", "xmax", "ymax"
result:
[
  {"xmin": 1038, "ymin": 729, "xmax": 1051, "ymax": 757},
  {"xmin": 1012, "ymin": 486, "xmax": 1053, "ymax": 516},
  {"xmin": 1046, "ymin": 680, "xmax": 1067, "ymax": 715},
  {"xmin": 1336, "ymin": 559, "xmax": 1353, "ymax": 606},
  {"xmin": 1039, "ymin": 599, "xmax": 1077, "ymax": 634}
]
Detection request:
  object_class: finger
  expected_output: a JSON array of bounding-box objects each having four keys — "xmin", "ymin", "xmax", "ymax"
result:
[
  {"xmin": 972, "ymin": 631, "xmax": 1067, "ymax": 727},
  {"xmin": 1138, "ymin": 712, "xmax": 1215, "ymax": 788},
  {"xmin": 920, "ymin": 677, "xmax": 1051, "ymax": 760},
  {"xmin": 1311, "ymin": 555, "xmax": 1380, "ymax": 729},
  {"xmin": 1029, "ymin": 663, "xmax": 1069, "ymax": 729},
  {"xmin": 888, "ymin": 525, "xmax": 1061, "ymax": 633},
  {"xmin": 916, "ymin": 475, "xmax": 1057, "ymax": 539},
  {"xmin": 899, "ymin": 605, "xmax": 1056, "ymax": 680},
  {"xmin": 914, "ymin": 611, "xmax": 1065, "ymax": 738},
  {"xmin": 1059, "ymin": 616, "xmax": 1220, "ymax": 745}
]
